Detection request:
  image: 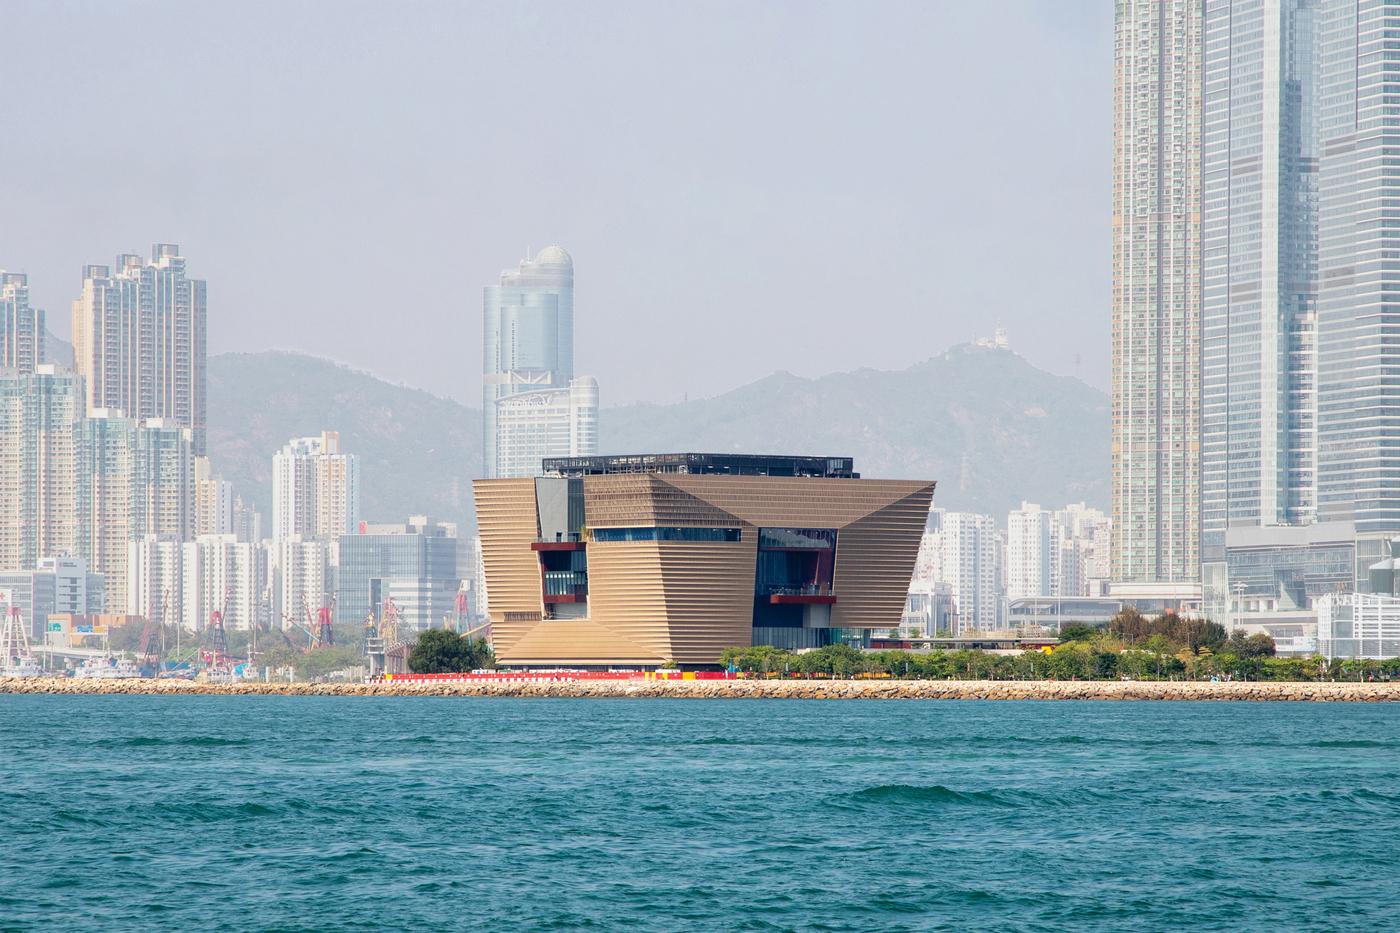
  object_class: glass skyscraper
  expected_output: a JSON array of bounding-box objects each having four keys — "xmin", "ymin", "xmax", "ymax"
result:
[
  {"xmin": 483, "ymin": 246, "xmax": 597, "ymax": 479},
  {"xmin": 1201, "ymin": 0, "xmax": 1317, "ymax": 552},
  {"xmin": 1112, "ymin": 0, "xmax": 1202, "ymax": 592},
  {"xmin": 1316, "ymin": 1, "xmax": 1400, "ymax": 548}
]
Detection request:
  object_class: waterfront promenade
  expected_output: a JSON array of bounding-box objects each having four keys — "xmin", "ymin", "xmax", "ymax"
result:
[{"xmin": 4, "ymin": 676, "xmax": 1400, "ymax": 701}]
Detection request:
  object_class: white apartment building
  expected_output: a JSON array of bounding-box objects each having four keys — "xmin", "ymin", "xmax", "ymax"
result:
[
  {"xmin": 0, "ymin": 271, "xmax": 45, "ymax": 373},
  {"xmin": 0, "ymin": 367, "xmax": 80, "ymax": 571},
  {"xmin": 270, "ymin": 536, "xmax": 334, "ymax": 634},
  {"xmin": 272, "ymin": 432, "xmax": 359, "ymax": 540},
  {"xmin": 917, "ymin": 510, "xmax": 1002, "ymax": 633},
  {"xmin": 71, "ymin": 245, "xmax": 207, "ymax": 453},
  {"xmin": 1006, "ymin": 502, "xmax": 1111, "ymax": 601},
  {"xmin": 78, "ymin": 413, "xmax": 194, "ymax": 612}
]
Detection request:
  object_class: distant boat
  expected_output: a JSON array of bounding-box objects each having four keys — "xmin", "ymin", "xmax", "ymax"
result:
[
  {"xmin": 73, "ymin": 656, "xmax": 142, "ymax": 680},
  {"xmin": 1, "ymin": 655, "xmax": 43, "ymax": 678}
]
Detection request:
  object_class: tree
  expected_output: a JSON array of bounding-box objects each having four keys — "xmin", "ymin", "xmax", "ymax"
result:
[
  {"xmin": 1108, "ymin": 606, "xmax": 1150, "ymax": 644},
  {"xmin": 408, "ymin": 629, "xmax": 493, "ymax": 673},
  {"xmin": 1058, "ymin": 623, "xmax": 1098, "ymax": 643}
]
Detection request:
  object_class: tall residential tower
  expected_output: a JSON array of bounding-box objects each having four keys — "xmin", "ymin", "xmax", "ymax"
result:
[
  {"xmin": 0, "ymin": 273, "xmax": 45, "ymax": 373},
  {"xmin": 1111, "ymin": 0, "xmax": 1202, "ymax": 596},
  {"xmin": 72, "ymin": 245, "xmax": 208, "ymax": 453}
]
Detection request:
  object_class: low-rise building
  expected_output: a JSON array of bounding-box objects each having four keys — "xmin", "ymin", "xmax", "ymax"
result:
[{"xmin": 474, "ymin": 453, "xmax": 934, "ymax": 668}]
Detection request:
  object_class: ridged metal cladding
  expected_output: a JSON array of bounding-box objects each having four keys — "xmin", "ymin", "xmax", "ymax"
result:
[{"xmin": 474, "ymin": 473, "xmax": 935, "ymax": 666}]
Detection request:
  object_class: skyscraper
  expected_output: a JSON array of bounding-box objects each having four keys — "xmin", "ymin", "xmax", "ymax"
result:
[
  {"xmin": 271, "ymin": 432, "xmax": 360, "ymax": 540},
  {"xmin": 0, "ymin": 272, "xmax": 45, "ymax": 373},
  {"xmin": 1111, "ymin": 0, "xmax": 1202, "ymax": 595},
  {"xmin": 482, "ymin": 246, "xmax": 598, "ymax": 478},
  {"xmin": 72, "ymin": 245, "xmax": 208, "ymax": 453},
  {"xmin": 76, "ymin": 413, "xmax": 194, "ymax": 611},
  {"xmin": 1201, "ymin": 0, "xmax": 1318, "ymax": 549},
  {"xmin": 1316, "ymin": 1, "xmax": 1400, "ymax": 551},
  {"xmin": 0, "ymin": 367, "xmax": 80, "ymax": 570}
]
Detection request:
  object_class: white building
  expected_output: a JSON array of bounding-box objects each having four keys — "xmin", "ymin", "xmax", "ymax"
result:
[
  {"xmin": 1006, "ymin": 502, "xmax": 1111, "ymax": 601},
  {"xmin": 0, "ymin": 271, "xmax": 45, "ymax": 373},
  {"xmin": 271, "ymin": 432, "xmax": 359, "ymax": 540},
  {"xmin": 0, "ymin": 367, "xmax": 80, "ymax": 571},
  {"xmin": 126, "ymin": 536, "xmax": 185, "ymax": 629},
  {"xmin": 77, "ymin": 413, "xmax": 194, "ymax": 612},
  {"xmin": 918, "ymin": 510, "xmax": 1002, "ymax": 633},
  {"xmin": 71, "ymin": 245, "xmax": 207, "ymax": 453},
  {"xmin": 493, "ymin": 376, "xmax": 599, "ymax": 479},
  {"xmin": 270, "ymin": 536, "xmax": 334, "ymax": 635},
  {"xmin": 182, "ymin": 535, "xmax": 265, "ymax": 632},
  {"xmin": 1317, "ymin": 594, "xmax": 1400, "ymax": 660}
]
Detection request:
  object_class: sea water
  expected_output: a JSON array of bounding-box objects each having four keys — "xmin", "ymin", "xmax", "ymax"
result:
[{"xmin": 2, "ymin": 695, "xmax": 1398, "ymax": 931}]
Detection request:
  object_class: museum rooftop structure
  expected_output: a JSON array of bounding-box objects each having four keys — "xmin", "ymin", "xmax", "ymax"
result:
[{"xmin": 472, "ymin": 453, "xmax": 935, "ymax": 669}]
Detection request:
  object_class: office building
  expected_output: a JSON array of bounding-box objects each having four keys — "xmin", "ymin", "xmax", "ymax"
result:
[
  {"xmin": 0, "ymin": 557, "xmax": 103, "ymax": 640},
  {"xmin": 0, "ymin": 272, "xmax": 45, "ymax": 373},
  {"xmin": 493, "ymin": 376, "xmax": 598, "ymax": 480},
  {"xmin": 271, "ymin": 432, "xmax": 359, "ymax": 540},
  {"xmin": 1111, "ymin": 0, "xmax": 1202, "ymax": 593},
  {"xmin": 1315, "ymin": 0, "xmax": 1400, "ymax": 572},
  {"xmin": 474, "ymin": 454, "xmax": 934, "ymax": 667},
  {"xmin": 0, "ymin": 367, "xmax": 80, "ymax": 571},
  {"xmin": 482, "ymin": 246, "xmax": 599, "ymax": 478},
  {"xmin": 76, "ymin": 413, "xmax": 194, "ymax": 611},
  {"xmin": 336, "ymin": 516, "xmax": 459, "ymax": 633},
  {"xmin": 1201, "ymin": 0, "xmax": 1319, "ymax": 549},
  {"xmin": 72, "ymin": 245, "xmax": 207, "ymax": 452}
]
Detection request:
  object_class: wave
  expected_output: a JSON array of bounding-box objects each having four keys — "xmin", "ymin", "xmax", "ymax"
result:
[
  {"xmin": 116, "ymin": 736, "xmax": 252, "ymax": 748},
  {"xmin": 849, "ymin": 784, "xmax": 1021, "ymax": 808}
]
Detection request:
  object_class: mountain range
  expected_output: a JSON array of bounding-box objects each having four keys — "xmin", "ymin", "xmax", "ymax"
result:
[{"xmin": 206, "ymin": 344, "xmax": 1108, "ymax": 533}]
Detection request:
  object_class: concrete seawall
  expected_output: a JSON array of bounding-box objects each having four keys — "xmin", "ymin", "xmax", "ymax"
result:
[{"xmin": 3, "ymin": 677, "xmax": 1400, "ymax": 701}]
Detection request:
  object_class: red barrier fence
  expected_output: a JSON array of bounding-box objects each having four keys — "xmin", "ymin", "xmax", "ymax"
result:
[{"xmin": 382, "ymin": 670, "xmax": 740, "ymax": 683}]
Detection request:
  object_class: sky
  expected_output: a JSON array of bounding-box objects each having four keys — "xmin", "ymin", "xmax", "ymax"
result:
[{"xmin": 1, "ymin": 1, "xmax": 1111, "ymax": 405}]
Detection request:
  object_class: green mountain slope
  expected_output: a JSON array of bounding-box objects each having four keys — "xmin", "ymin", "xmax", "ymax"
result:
[
  {"xmin": 206, "ymin": 344, "xmax": 1108, "ymax": 531},
  {"xmin": 207, "ymin": 352, "xmax": 482, "ymax": 530},
  {"xmin": 601, "ymin": 344, "xmax": 1108, "ymax": 515}
]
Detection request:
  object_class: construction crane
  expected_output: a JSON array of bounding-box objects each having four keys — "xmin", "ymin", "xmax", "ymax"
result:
[
  {"xmin": 137, "ymin": 588, "xmax": 168, "ymax": 675},
  {"xmin": 314, "ymin": 593, "xmax": 336, "ymax": 648},
  {"xmin": 203, "ymin": 591, "xmax": 231, "ymax": 670}
]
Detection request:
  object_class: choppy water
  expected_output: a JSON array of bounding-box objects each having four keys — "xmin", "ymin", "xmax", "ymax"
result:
[{"xmin": 3, "ymin": 697, "xmax": 1400, "ymax": 931}]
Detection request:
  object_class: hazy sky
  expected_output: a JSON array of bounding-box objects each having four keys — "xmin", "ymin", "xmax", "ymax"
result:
[{"xmin": 2, "ymin": 1, "xmax": 1110, "ymax": 404}]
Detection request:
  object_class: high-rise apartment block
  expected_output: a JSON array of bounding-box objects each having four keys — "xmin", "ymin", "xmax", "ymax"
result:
[
  {"xmin": 1111, "ymin": 0, "xmax": 1201, "ymax": 593},
  {"xmin": 0, "ymin": 368, "xmax": 80, "ymax": 571},
  {"xmin": 76, "ymin": 412, "xmax": 194, "ymax": 611},
  {"xmin": 917, "ymin": 509, "xmax": 1003, "ymax": 633},
  {"xmin": 1006, "ymin": 502, "xmax": 1112, "ymax": 601},
  {"xmin": 0, "ymin": 272, "xmax": 45, "ymax": 373},
  {"xmin": 483, "ymin": 247, "xmax": 599, "ymax": 478},
  {"xmin": 72, "ymin": 245, "xmax": 207, "ymax": 453},
  {"xmin": 127, "ymin": 534, "xmax": 266, "ymax": 632},
  {"xmin": 271, "ymin": 432, "xmax": 359, "ymax": 540},
  {"xmin": 270, "ymin": 536, "xmax": 334, "ymax": 634}
]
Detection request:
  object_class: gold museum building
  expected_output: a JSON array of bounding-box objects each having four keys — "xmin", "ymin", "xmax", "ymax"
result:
[{"xmin": 473, "ymin": 454, "xmax": 935, "ymax": 668}]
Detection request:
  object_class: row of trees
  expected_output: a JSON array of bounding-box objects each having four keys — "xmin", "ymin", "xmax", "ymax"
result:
[{"xmin": 720, "ymin": 642, "xmax": 1399, "ymax": 682}]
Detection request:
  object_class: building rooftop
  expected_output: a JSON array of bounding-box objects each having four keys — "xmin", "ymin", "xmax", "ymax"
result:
[{"xmin": 542, "ymin": 453, "xmax": 858, "ymax": 479}]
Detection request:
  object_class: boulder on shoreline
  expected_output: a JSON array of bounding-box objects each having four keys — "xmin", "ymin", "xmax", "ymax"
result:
[{"xmin": 2, "ymin": 677, "xmax": 1397, "ymax": 701}]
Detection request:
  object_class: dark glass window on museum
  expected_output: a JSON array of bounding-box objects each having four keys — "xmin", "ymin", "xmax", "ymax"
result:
[
  {"xmin": 758, "ymin": 528, "xmax": 836, "ymax": 549},
  {"xmin": 591, "ymin": 527, "xmax": 741, "ymax": 543}
]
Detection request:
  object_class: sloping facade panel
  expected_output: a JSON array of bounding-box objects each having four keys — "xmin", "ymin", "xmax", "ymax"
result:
[{"xmin": 473, "ymin": 471, "xmax": 935, "ymax": 667}]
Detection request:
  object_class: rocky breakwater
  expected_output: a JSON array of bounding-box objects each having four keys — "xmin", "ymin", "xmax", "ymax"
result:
[{"xmin": 3, "ymin": 676, "xmax": 1400, "ymax": 701}]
